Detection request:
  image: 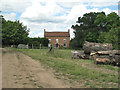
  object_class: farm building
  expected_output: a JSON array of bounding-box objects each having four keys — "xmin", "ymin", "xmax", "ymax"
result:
[{"xmin": 44, "ymin": 29, "xmax": 70, "ymax": 48}]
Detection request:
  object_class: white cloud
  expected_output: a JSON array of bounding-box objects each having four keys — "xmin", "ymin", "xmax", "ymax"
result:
[
  {"xmin": 0, "ymin": 0, "xmax": 33, "ymax": 12},
  {"xmin": 20, "ymin": 1, "xmax": 66, "ymax": 23},
  {"xmin": 1, "ymin": 0, "xmax": 119, "ymax": 12},
  {"xmin": 65, "ymin": 4, "xmax": 94, "ymax": 24},
  {"xmin": 1, "ymin": 0, "xmax": 119, "ymax": 39},
  {"xmin": 56, "ymin": 0, "xmax": 119, "ymax": 8},
  {"xmin": 85, "ymin": 0, "xmax": 119, "ymax": 7},
  {"xmin": 2, "ymin": 12, "xmax": 16, "ymax": 21}
]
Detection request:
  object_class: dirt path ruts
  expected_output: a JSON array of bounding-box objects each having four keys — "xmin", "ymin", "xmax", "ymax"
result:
[{"xmin": 2, "ymin": 49, "xmax": 73, "ymax": 88}]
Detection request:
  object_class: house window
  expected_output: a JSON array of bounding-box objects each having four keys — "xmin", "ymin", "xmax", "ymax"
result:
[
  {"xmin": 56, "ymin": 39, "xmax": 59, "ymax": 43},
  {"xmin": 63, "ymin": 44, "xmax": 66, "ymax": 47},
  {"xmin": 63, "ymin": 39, "xmax": 66, "ymax": 42},
  {"xmin": 49, "ymin": 39, "xmax": 51, "ymax": 43}
]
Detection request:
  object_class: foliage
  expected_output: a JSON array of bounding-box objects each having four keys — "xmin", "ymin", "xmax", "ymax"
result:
[
  {"xmin": 1, "ymin": 15, "xmax": 49, "ymax": 47},
  {"xmin": 104, "ymin": 27, "xmax": 120, "ymax": 49},
  {"xmin": 28, "ymin": 37, "xmax": 49, "ymax": 47},
  {"xmin": 95, "ymin": 12, "xmax": 120, "ymax": 49},
  {"xmin": 70, "ymin": 12, "xmax": 105, "ymax": 48},
  {"xmin": 2, "ymin": 15, "xmax": 29, "ymax": 46},
  {"xmin": 70, "ymin": 12, "xmax": 120, "ymax": 49}
]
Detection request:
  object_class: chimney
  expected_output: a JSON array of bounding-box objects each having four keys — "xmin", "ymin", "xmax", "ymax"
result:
[
  {"xmin": 44, "ymin": 29, "xmax": 46, "ymax": 37},
  {"xmin": 44, "ymin": 29, "xmax": 46, "ymax": 32},
  {"xmin": 68, "ymin": 29, "xmax": 70, "ymax": 33}
]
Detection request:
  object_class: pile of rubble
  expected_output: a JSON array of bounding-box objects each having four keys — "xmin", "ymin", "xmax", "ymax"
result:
[{"xmin": 72, "ymin": 41, "xmax": 120, "ymax": 66}]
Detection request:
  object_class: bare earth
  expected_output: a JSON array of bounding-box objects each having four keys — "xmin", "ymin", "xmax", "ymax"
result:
[{"xmin": 2, "ymin": 49, "xmax": 73, "ymax": 88}]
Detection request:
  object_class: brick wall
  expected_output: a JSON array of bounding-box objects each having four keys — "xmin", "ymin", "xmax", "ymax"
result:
[
  {"xmin": 46, "ymin": 36, "xmax": 70, "ymax": 47},
  {"xmin": 44, "ymin": 29, "xmax": 70, "ymax": 47}
]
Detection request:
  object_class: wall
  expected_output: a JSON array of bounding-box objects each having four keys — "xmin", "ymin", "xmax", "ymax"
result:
[{"xmin": 46, "ymin": 36, "xmax": 70, "ymax": 47}]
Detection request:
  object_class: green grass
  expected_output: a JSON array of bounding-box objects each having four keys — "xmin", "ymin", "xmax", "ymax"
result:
[
  {"xmin": 26, "ymin": 76, "xmax": 29, "ymax": 78},
  {"xmin": 97, "ymin": 64, "xmax": 118, "ymax": 70},
  {"xmin": 9, "ymin": 48, "xmax": 118, "ymax": 88},
  {"xmin": 17, "ymin": 78, "xmax": 23, "ymax": 80},
  {"xmin": 23, "ymin": 83, "xmax": 27, "ymax": 85}
]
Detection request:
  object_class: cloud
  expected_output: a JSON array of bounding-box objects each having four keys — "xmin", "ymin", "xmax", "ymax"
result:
[
  {"xmin": 0, "ymin": 0, "xmax": 33, "ymax": 12},
  {"xmin": 2, "ymin": 12, "xmax": 16, "ymax": 21},
  {"xmin": 1, "ymin": 0, "xmax": 119, "ymax": 39},
  {"xmin": 65, "ymin": 4, "xmax": 89, "ymax": 24},
  {"xmin": 56, "ymin": 0, "xmax": 119, "ymax": 8},
  {"xmin": 1, "ymin": 0, "xmax": 119, "ymax": 12},
  {"xmin": 85, "ymin": 1, "xmax": 119, "ymax": 7},
  {"xmin": 20, "ymin": 1, "xmax": 66, "ymax": 23},
  {"xmin": 20, "ymin": 1, "xmax": 118, "ymax": 38}
]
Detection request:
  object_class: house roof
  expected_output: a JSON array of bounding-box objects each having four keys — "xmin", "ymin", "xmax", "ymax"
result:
[{"xmin": 44, "ymin": 31, "xmax": 70, "ymax": 37}]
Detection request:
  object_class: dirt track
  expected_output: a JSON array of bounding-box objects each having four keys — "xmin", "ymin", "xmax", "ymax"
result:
[{"xmin": 2, "ymin": 49, "xmax": 73, "ymax": 88}]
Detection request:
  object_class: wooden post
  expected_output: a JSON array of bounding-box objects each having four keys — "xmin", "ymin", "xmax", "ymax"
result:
[
  {"xmin": 32, "ymin": 44, "xmax": 33, "ymax": 49},
  {"xmin": 27, "ymin": 44, "xmax": 29, "ymax": 49},
  {"xmin": 40, "ymin": 44, "xmax": 41, "ymax": 49}
]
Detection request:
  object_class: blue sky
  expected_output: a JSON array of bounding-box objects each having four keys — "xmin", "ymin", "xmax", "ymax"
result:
[{"xmin": 0, "ymin": 0, "xmax": 119, "ymax": 38}]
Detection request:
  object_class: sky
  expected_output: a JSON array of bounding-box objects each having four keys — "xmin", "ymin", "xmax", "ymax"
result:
[{"xmin": 0, "ymin": 0, "xmax": 120, "ymax": 39}]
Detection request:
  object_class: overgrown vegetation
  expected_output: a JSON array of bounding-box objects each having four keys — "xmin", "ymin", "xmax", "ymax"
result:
[{"xmin": 15, "ymin": 48, "xmax": 118, "ymax": 88}]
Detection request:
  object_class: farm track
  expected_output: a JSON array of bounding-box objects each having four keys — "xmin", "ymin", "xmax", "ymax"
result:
[{"xmin": 2, "ymin": 48, "xmax": 74, "ymax": 88}]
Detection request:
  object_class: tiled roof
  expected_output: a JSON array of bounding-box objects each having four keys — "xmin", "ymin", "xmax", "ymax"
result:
[{"xmin": 44, "ymin": 31, "xmax": 70, "ymax": 37}]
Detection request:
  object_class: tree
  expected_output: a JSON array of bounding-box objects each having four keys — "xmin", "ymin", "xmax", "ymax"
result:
[
  {"xmin": 104, "ymin": 27, "xmax": 120, "ymax": 49},
  {"xmin": 106, "ymin": 12, "xmax": 120, "ymax": 30},
  {"xmin": 28, "ymin": 37, "xmax": 49, "ymax": 47},
  {"xmin": 70, "ymin": 12, "xmax": 120, "ymax": 49},
  {"xmin": 2, "ymin": 16, "xmax": 29, "ymax": 46},
  {"xmin": 70, "ymin": 12, "xmax": 104, "ymax": 49},
  {"xmin": 94, "ymin": 13, "xmax": 107, "ymax": 32},
  {"xmin": 95, "ymin": 12, "xmax": 120, "ymax": 32},
  {"xmin": 95, "ymin": 12, "xmax": 120, "ymax": 49}
]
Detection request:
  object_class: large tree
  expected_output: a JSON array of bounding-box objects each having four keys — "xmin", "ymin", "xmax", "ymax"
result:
[
  {"xmin": 70, "ymin": 12, "xmax": 120, "ymax": 49},
  {"xmin": 95, "ymin": 12, "xmax": 120, "ymax": 49},
  {"xmin": 70, "ymin": 12, "xmax": 105, "ymax": 48},
  {"xmin": 2, "ymin": 16, "xmax": 29, "ymax": 46}
]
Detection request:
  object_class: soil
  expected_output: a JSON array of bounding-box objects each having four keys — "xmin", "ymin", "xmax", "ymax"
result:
[{"xmin": 2, "ymin": 48, "xmax": 74, "ymax": 88}]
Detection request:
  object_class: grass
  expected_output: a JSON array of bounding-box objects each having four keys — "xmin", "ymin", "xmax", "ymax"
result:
[
  {"xmin": 14, "ymin": 82, "xmax": 18, "ymax": 84},
  {"xmin": 34, "ymin": 83, "xmax": 37, "ymax": 86},
  {"xmin": 26, "ymin": 76, "xmax": 29, "ymax": 78},
  {"xmin": 29, "ymin": 79, "xmax": 33, "ymax": 81},
  {"xmin": 9, "ymin": 48, "xmax": 119, "ymax": 88},
  {"xmin": 37, "ymin": 85, "xmax": 43, "ymax": 88},
  {"xmin": 97, "ymin": 64, "xmax": 118, "ymax": 70},
  {"xmin": 13, "ymin": 74, "xmax": 17, "ymax": 76},
  {"xmin": 23, "ymin": 83, "xmax": 27, "ymax": 85},
  {"xmin": 17, "ymin": 78, "xmax": 23, "ymax": 80}
]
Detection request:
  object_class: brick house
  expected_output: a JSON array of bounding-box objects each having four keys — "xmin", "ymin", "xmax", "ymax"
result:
[{"xmin": 44, "ymin": 29, "xmax": 70, "ymax": 47}]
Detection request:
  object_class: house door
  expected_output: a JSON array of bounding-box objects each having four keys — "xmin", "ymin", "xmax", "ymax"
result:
[{"xmin": 56, "ymin": 43, "xmax": 58, "ymax": 48}]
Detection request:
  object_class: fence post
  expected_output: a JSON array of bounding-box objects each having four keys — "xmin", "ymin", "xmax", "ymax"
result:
[
  {"xmin": 27, "ymin": 44, "xmax": 29, "ymax": 49},
  {"xmin": 32, "ymin": 44, "xmax": 33, "ymax": 49},
  {"xmin": 39, "ymin": 44, "xmax": 41, "ymax": 49}
]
